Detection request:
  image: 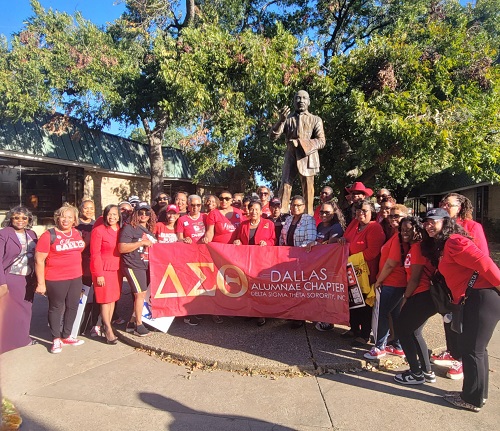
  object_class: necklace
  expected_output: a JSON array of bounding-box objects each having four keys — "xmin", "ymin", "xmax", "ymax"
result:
[
  {"xmin": 250, "ymin": 220, "xmax": 260, "ymax": 227},
  {"xmin": 57, "ymin": 228, "xmax": 73, "ymax": 237}
]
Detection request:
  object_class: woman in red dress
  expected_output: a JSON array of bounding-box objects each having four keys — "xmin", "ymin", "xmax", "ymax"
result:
[{"xmin": 90, "ymin": 204, "xmax": 122, "ymax": 344}]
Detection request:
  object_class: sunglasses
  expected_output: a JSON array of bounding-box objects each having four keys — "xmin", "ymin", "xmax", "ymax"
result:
[
  {"xmin": 138, "ymin": 210, "xmax": 151, "ymax": 216},
  {"xmin": 12, "ymin": 215, "xmax": 28, "ymax": 221},
  {"xmin": 319, "ymin": 211, "xmax": 332, "ymax": 215},
  {"xmin": 219, "ymin": 196, "xmax": 232, "ymax": 201},
  {"xmin": 389, "ymin": 214, "xmax": 403, "ymax": 219},
  {"xmin": 259, "ymin": 192, "xmax": 269, "ymax": 196},
  {"xmin": 158, "ymin": 197, "xmax": 169, "ymax": 201}
]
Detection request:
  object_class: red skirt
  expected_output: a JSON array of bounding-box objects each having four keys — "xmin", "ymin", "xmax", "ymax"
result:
[{"xmin": 92, "ymin": 270, "xmax": 122, "ymax": 304}]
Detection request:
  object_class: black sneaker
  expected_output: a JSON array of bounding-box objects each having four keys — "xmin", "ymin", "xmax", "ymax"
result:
[
  {"xmin": 134, "ymin": 324, "xmax": 150, "ymax": 337},
  {"xmin": 394, "ymin": 370, "xmax": 425, "ymax": 385},
  {"xmin": 125, "ymin": 321, "xmax": 135, "ymax": 333},
  {"xmin": 423, "ymin": 370, "xmax": 436, "ymax": 383},
  {"xmin": 184, "ymin": 318, "xmax": 199, "ymax": 326}
]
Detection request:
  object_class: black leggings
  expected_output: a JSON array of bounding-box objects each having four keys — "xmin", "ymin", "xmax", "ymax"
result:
[
  {"xmin": 460, "ymin": 288, "xmax": 500, "ymax": 408},
  {"xmin": 46, "ymin": 277, "xmax": 82, "ymax": 339},
  {"xmin": 395, "ymin": 290, "xmax": 437, "ymax": 373}
]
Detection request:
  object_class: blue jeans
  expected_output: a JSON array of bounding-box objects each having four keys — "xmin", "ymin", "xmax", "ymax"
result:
[{"xmin": 375, "ymin": 285, "xmax": 404, "ymax": 350}]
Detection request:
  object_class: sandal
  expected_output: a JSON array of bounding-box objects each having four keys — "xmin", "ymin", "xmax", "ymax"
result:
[{"xmin": 443, "ymin": 394, "xmax": 480, "ymax": 412}]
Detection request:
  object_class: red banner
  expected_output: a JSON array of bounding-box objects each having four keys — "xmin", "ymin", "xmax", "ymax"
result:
[{"xmin": 149, "ymin": 243, "xmax": 350, "ymax": 325}]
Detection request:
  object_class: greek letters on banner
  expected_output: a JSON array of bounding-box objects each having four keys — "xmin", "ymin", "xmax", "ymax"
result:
[{"xmin": 149, "ymin": 243, "xmax": 350, "ymax": 325}]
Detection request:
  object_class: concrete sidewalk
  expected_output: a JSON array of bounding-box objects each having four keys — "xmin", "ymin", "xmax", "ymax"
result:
[{"xmin": 1, "ymin": 296, "xmax": 499, "ymax": 430}]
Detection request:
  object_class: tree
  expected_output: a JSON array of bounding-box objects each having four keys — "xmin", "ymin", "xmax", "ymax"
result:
[
  {"xmin": 314, "ymin": 0, "xmax": 500, "ymax": 201},
  {"xmin": 0, "ymin": 0, "xmax": 311, "ymax": 196}
]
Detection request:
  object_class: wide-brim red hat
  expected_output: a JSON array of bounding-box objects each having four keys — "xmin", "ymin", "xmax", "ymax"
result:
[{"xmin": 345, "ymin": 182, "xmax": 373, "ymax": 197}]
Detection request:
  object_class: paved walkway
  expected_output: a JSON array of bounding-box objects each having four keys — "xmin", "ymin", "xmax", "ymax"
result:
[{"xmin": 1, "ymin": 294, "xmax": 500, "ymax": 430}]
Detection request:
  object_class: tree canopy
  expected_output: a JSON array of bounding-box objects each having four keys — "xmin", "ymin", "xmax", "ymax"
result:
[{"xmin": 0, "ymin": 0, "xmax": 499, "ymax": 200}]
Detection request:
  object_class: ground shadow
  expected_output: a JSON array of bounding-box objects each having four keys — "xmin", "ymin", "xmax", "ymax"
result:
[{"xmin": 139, "ymin": 392, "xmax": 301, "ymax": 431}]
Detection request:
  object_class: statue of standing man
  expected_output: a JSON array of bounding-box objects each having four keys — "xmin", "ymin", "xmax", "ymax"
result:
[{"xmin": 269, "ymin": 90, "xmax": 326, "ymax": 215}]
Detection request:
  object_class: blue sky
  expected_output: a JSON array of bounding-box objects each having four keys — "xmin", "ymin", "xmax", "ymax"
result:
[{"xmin": 0, "ymin": 1, "xmax": 125, "ymax": 38}]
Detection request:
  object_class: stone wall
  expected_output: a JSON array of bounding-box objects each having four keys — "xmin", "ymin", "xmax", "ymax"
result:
[{"xmin": 83, "ymin": 171, "xmax": 151, "ymax": 215}]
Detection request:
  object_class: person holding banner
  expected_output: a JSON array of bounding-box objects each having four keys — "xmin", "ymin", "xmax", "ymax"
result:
[
  {"xmin": 202, "ymin": 190, "xmax": 243, "ymax": 244},
  {"xmin": 155, "ymin": 204, "xmax": 180, "ymax": 243},
  {"xmin": 0, "ymin": 206, "xmax": 37, "ymax": 354},
  {"xmin": 234, "ymin": 200, "xmax": 276, "ymax": 326},
  {"xmin": 177, "ymin": 195, "xmax": 207, "ymax": 244},
  {"xmin": 280, "ymin": 195, "xmax": 317, "ymax": 329},
  {"xmin": 90, "ymin": 204, "xmax": 122, "ymax": 344},
  {"xmin": 339, "ymin": 199, "xmax": 385, "ymax": 344},
  {"xmin": 35, "ymin": 204, "xmax": 86, "ymax": 354},
  {"xmin": 204, "ymin": 195, "xmax": 219, "ymax": 214},
  {"xmin": 119, "ymin": 203, "xmax": 157, "ymax": 337},
  {"xmin": 307, "ymin": 201, "xmax": 345, "ymax": 332},
  {"xmin": 234, "ymin": 201, "xmax": 276, "ymax": 247}
]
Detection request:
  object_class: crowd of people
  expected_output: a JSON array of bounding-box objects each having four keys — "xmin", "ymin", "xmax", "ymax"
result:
[{"xmin": 1, "ymin": 184, "xmax": 499, "ymax": 413}]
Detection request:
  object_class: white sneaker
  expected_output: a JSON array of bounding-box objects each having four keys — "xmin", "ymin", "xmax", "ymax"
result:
[{"xmin": 51, "ymin": 338, "xmax": 63, "ymax": 354}]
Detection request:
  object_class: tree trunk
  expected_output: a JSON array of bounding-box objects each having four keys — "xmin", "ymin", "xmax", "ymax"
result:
[{"xmin": 149, "ymin": 134, "xmax": 164, "ymax": 199}]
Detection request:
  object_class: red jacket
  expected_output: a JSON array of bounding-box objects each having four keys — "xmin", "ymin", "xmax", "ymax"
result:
[
  {"xmin": 344, "ymin": 220, "xmax": 385, "ymax": 284},
  {"xmin": 235, "ymin": 219, "xmax": 275, "ymax": 246},
  {"xmin": 90, "ymin": 224, "xmax": 121, "ymax": 276},
  {"xmin": 439, "ymin": 234, "xmax": 500, "ymax": 304}
]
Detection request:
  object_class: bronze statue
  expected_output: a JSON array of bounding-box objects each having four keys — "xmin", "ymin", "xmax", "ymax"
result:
[{"xmin": 269, "ymin": 90, "xmax": 326, "ymax": 215}]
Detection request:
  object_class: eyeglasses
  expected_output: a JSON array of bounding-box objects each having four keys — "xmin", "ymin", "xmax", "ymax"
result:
[
  {"xmin": 138, "ymin": 210, "xmax": 151, "ymax": 216},
  {"xmin": 440, "ymin": 202, "xmax": 459, "ymax": 208},
  {"xmin": 377, "ymin": 194, "xmax": 389, "ymax": 198},
  {"xmin": 219, "ymin": 196, "xmax": 232, "ymax": 201},
  {"xmin": 389, "ymin": 214, "xmax": 403, "ymax": 219},
  {"xmin": 12, "ymin": 215, "xmax": 28, "ymax": 221},
  {"xmin": 319, "ymin": 211, "xmax": 332, "ymax": 215},
  {"xmin": 158, "ymin": 196, "xmax": 169, "ymax": 201},
  {"xmin": 190, "ymin": 203, "xmax": 202, "ymax": 207},
  {"xmin": 291, "ymin": 203, "xmax": 304, "ymax": 208},
  {"xmin": 259, "ymin": 192, "xmax": 269, "ymax": 196},
  {"xmin": 355, "ymin": 209, "xmax": 370, "ymax": 214}
]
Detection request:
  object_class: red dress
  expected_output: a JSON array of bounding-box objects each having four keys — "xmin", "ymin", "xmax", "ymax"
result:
[{"xmin": 90, "ymin": 224, "xmax": 122, "ymax": 303}]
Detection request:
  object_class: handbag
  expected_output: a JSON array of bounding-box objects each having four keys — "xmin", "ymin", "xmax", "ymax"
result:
[
  {"xmin": 429, "ymin": 272, "xmax": 454, "ymax": 316},
  {"xmin": 449, "ymin": 271, "xmax": 479, "ymax": 334}
]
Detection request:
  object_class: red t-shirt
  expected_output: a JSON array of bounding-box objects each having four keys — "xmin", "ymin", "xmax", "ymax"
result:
[
  {"xmin": 155, "ymin": 223, "xmax": 178, "ymax": 244},
  {"xmin": 404, "ymin": 242, "xmax": 434, "ymax": 296},
  {"xmin": 36, "ymin": 228, "xmax": 85, "ymax": 281},
  {"xmin": 206, "ymin": 208, "xmax": 243, "ymax": 244},
  {"xmin": 176, "ymin": 213, "xmax": 207, "ymax": 243},
  {"xmin": 261, "ymin": 203, "xmax": 272, "ymax": 219},
  {"xmin": 377, "ymin": 233, "xmax": 407, "ymax": 287},
  {"xmin": 438, "ymin": 234, "xmax": 500, "ymax": 303}
]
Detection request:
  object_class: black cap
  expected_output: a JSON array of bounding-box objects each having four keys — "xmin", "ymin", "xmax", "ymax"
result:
[{"xmin": 424, "ymin": 208, "xmax": 450, "ymax": 220}]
